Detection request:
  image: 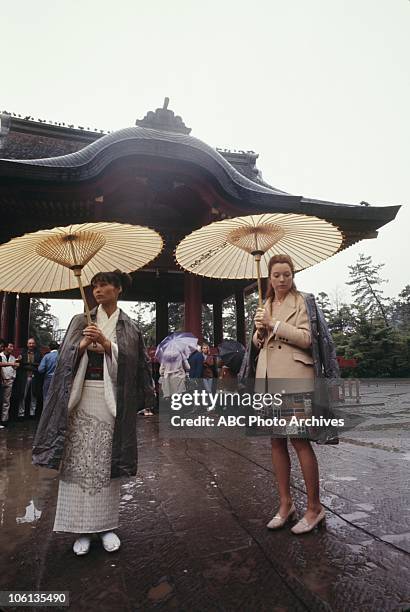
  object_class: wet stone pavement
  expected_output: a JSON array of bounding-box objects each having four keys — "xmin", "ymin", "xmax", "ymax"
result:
[{"xmin": 1, "ymin": 381, "xmax": 410, "ymax": 612}]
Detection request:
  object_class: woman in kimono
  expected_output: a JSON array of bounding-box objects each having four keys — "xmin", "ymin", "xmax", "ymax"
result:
[
  {"xmin": 253, "ymin": 254, "xmax": 334, "ymax": 535},
  {"xmin": 33, "ymin": 270, "xmax": 154, "ymax": 555}
]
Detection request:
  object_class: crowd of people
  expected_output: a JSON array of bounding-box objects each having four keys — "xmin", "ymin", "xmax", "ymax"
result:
[
  {"xmin": 157, "ymin": 340, "xmax": 241, "ymax": 403},
  {"xmin": 0, "ymin": 337, "xmax": 59, "ymax": 428},
  {"xmin": 0, "ymin": 334, "xmax": 236, "ymax": 428}
]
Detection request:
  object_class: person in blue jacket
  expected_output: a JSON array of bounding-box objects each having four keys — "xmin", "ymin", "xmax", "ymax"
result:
[{"xmin": 38, "ymin": 341, "xmax": 59, "ymax": 401}]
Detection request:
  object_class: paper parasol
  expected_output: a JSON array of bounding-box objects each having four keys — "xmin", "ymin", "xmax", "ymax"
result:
[
  {"xmin": 175, "ymin": 213, "xmax": 343, "ymax": 307},
  {"xmin": 0, "ymin": 222, "xmax": 163, "ymax": 323}
]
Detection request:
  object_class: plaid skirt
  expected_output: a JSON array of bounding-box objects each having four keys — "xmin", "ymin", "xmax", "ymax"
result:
[{"xmin": 259, "ymin": 391, "xmax": 313, "ymax": 438}]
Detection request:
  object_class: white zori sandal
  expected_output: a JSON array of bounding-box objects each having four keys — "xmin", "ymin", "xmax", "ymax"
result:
[
  {"xmin": 99, "ymin": 531, "xmax": 121, "ymax": 552},
  {"xmin": 73, "ymin": 536, "xmax": 91, "ymax": 556}
]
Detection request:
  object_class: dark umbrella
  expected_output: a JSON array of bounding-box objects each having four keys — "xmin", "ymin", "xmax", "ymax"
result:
[{"xmin": 218, "ymin": 340, "xmax": 246, "ymax": 375}]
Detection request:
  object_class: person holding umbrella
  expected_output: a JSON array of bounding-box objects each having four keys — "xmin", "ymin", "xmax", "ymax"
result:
[
  {"xmin": 156, "ymin": 332, "xmax": 197, "ymax": 398},
  {"xmin": 33, "ymin": 270, "xmax": 155, "ymax": 556},
  {"xmin": 253, "ymin": 254, "xmax": 337, "ymax": 535},
  {"xmin": 158, "ymin": 345, "xmax": 191, "ymax": 398}
]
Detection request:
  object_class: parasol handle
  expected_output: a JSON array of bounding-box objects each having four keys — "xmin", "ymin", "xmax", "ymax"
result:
[
  {"xmin": 68, "ymin": 237, "xmax": 92, "ymax": 326},
  {"xmin": 252, "ymin": 251, "xmax": 264, "ymax": 309},
  {"xmin": 72, "ymin": 267, "xmax": 92, "ymax": 325}
]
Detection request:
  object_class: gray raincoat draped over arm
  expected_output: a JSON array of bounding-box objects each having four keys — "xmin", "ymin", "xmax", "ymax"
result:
[{"xmin": 32, "ymin": 307, "xmax": 155, "ymax": 477}]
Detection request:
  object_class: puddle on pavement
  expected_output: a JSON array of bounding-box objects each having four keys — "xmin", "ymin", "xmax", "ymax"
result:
[
  {"xmin": 16, "ymin": 500, "xmax": 42, "ymax": 524},
  {"xmin": 320, "ymin": 493, "xmax": 339, "ymax": 505},
  {"xmin": 121, "ymin": 494, "xmax": 133, "ymax": 501},
  {"xmin": 345, "ymin": 543, "xmax": 365, "ymax": 554},
  {"xmin": 147, "ymin": 576, "xmax": 175, "ymax": 603},
  {"xmin": 358, "ymin": 539, "xmax": 374, "ymax": 546},
  {"xmin": 356, "ymin": 503, "xmax": 375, "ymax": 512},
  {"xmin": 340, "ymin": 511, "xmax": 370, "ymax": 522},
  {"xmin": 0, "ymin": 432, "xmax": 57, "ymax": 531},
  {"xmin": 381, "ymin": 532, "xmax": 410, "ymax": 545}
]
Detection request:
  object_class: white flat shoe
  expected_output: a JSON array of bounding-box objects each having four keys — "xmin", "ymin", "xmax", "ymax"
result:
[
  {"xmin": 99, "ymin": 531, "xmax": 121, "ymax": 552},
  {"xmin": 266, "ymin": 504, "xmax": 296, "ymax": 530},
  {"xmin": 291, "ymin": 508, "xmax": 326, "ymax": 534},
  {"xmin": 73, "ymin": 536, "xmax": 91, "ymax": 556}
]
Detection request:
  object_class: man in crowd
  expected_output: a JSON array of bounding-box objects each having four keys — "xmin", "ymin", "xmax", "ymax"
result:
[
  {"xmin": 201, "ymin": 343, "xmax": 218, "ymax": 393},
  {"xmin": 0, "ymin": 341, "xmax": 19, "ymax": 427},
  {"xmin": 16, "ymin": 337, "xmax": 42, "ymax": 419}
]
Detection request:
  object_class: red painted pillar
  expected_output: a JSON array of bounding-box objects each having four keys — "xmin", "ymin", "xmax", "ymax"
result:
[
  {"xmin": 0, "ymin": 293, "xmax": 17, "ymax": 343},
  {"xmin": 15, "ymin": 294, "xmax": 31, "ymax": 349},
  {"xmin": 184, "ymin": 273, "xmax": 202, "ymax": 339},
  {"xmin": 235, "ymin": 290, "xmax": 246, "ymax": 346},
  {"xmin": 212, "ymin": 299, "xmax": 223, "ymax": 346}
]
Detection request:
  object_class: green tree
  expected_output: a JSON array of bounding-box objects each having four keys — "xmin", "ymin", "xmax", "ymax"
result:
[
  {"xmin": 168, "ymin": 303, "xmax": 184, "ymax": 333},
  {"xmin": 328, "ymin": 302, "xmax": 355, "ymax": 335},
  {"xmin": 244, "ymin": 290, "xmax": 259, "ymax": 343},
  {"xmin": 222, "ymin": 296, "xmax": 236, "ymax": 339},
  {"xmin": 347, "ymin": 253, "xmax": 389, "ymax": 324},
  {"xmin": 328, "ymin": 302, "xmax": 355, "ymax": 365},
  {"xmin": 316, "ymin": 292, "xmax": 333, "ymax": 319},
  {"xmin": 343, "ymin": 308, "xmax": 408, "ymax": 377},
  {"xmin": 130, "ymin": 302, "xmax": 156, "ymax": 345},
  {"xmin": 389, "ymin": 285, "xmax": 410, "ymax": 330},
  {"xmin": 29, "ymin": 298, "xmax": 56, "ymax": 347},
  {"xmin": 202, "ymin": 304, "xmax": 214, "ymax": 344}
]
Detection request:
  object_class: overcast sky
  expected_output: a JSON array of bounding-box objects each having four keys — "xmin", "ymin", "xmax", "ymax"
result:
[{"xmin": 2, "ymin": 0, "xmax": 409, "ymax": 329}]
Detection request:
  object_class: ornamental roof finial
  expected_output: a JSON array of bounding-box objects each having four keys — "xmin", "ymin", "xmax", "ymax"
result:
[{"xmin": 136, "ymin": 98, "xmax": 191, "ymax": 135}]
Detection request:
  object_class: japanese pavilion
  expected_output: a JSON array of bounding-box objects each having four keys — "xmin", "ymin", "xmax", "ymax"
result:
[{"xmin": 0, "ymin": 100, "xmax": 400, "ymax": 347}]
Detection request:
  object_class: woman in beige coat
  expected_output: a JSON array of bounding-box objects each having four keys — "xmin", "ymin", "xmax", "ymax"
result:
[{"xmin": 253, "ymin": 254, "xmax": 325, "ymax": 534}]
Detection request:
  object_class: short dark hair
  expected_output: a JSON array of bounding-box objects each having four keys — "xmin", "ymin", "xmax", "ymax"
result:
[
  {"xmin": 90, "ymin": 269, "xmax": 132, "ymax": 293},
  {"xmin": 49, "ymin": 341, "xmax": 60, "ymax": 351},
  {"xmin": 0, "ymin": 338, "xmax": 6, "ymax": 346}
]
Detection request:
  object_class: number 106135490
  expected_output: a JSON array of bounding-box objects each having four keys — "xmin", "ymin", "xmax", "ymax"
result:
[{"xmin": 0, "ymin": 591, "xmax": 69, "ymax": 607}]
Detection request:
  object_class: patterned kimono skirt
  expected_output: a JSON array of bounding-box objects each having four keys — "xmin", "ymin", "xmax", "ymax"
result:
[{"xmin": 53, "ymin": 380, "xmax": 120, "ymax": 533}]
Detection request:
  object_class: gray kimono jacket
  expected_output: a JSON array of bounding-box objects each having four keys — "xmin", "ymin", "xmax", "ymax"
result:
[{"xmin": 32, "ymin": 307, "xmax": 155, "ymax": 477}]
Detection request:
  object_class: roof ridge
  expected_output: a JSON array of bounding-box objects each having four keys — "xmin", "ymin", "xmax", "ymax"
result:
[{"xmin": 0, "ymin": 111, "xmax": 111, "ymax": 134}]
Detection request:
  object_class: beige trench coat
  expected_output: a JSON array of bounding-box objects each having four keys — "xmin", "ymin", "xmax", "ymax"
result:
[{"xmin": 253, "ymin": 291, "xmax": 314, "ymax": 393}]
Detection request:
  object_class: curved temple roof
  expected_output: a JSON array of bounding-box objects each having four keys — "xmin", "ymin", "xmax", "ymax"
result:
[{"xmin": 0, "ymin": 104, "xmax": 401, "ymax": 243}]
